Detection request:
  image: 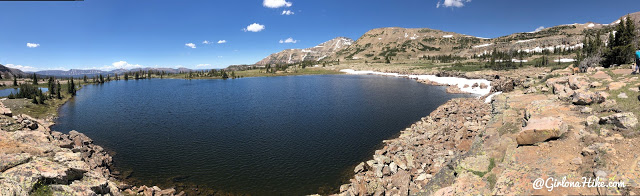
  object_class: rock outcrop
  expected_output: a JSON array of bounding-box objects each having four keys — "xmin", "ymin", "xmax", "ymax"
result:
[
  {"xmin": 334, "ymin": 98, "xmax": 491, "ymax": 195},
  {"xmin": 516, "ymin": 117, "xmax": 567, "ymax": 145},
  {"xmin": 0, "ymin": 106, "xmax": 181, "ymax": 195}
]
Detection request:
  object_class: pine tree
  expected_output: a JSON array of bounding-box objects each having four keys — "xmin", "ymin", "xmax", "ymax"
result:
[
  {"xmin": 603, "ymin": 15, "xmax": 636, "ymax": 66},
  {"xmin": 37, "ymin": 89, "xmax": 45, "ymax": 104},
  {"xmin": 68, "ymin": 78, "xmax": 76, "ymax": 96},
  {"xmin": 32, "ymin": 73, "xmax": 38, "ymax": 85},
  {"xmin": 124, "ymin": 73, "xmax": 129, "ymax": 81},
  {"xmin": 47, "ymin": 77, "xmax": 55, "ymax": 96},
  {"xmin": 83, "ymin": 75, "xmax": 88, "ymax": 83},
  {"xmin": 222, "ymin": 70, "xmax": 229, "ymax": 79},
  {"xmin": 13, "ymin": 76, "xmax": 17, "ymax": 86},
  {"xmin": 56, "ymin": 81, "xmax": 62, "ymax": 99}
]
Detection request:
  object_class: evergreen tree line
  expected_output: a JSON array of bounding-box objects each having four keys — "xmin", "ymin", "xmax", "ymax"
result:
[
  {"xmin": 420, "ymin": 54, "xmax": 467, "ymax": 63},
  {"xmin": 579, "ymin": 15, "xmax": 638, "ymax": 68}
]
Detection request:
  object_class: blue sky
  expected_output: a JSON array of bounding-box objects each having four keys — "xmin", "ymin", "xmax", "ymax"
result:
[{"xmin": 0, "ymin": 0, "xmax": 638, "ymax": 71}]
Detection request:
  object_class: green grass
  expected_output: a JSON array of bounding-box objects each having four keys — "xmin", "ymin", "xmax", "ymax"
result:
[
  {"xmin": 3, "ymin": 83, "xmax": 78, "ymax": 119},
  {"xmin": 471, "ymin": 158, "xmax": 496, "ymax": 178},
  {"xmin": 442, "ymin": 64, "xmax": 487, "ymax": 72},
  {"xmin": 588, "ymin": 70, "xmax": 640, "ymax": 131},
  {"xmin": 487, "ymin": 173, "xmax": 498, "ymax": 190},
  {"xmin": 31, "ymin": 182, "xmax": 53, "ymax": 196},
  {"xmin": 235, "ymin": 67, "xmax": 342, "ymax": 78}
]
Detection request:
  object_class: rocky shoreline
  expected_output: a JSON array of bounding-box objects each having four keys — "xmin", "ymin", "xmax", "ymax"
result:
[
  {"xmin": 331, "ymin": 98, "xmax": 491, "ymax": 195},
  {"xmin": 330, "ymin": 65, "xmax": 640, "ymax": 195},
  {"xmin": 0, "ymin": 103, "xmax": 183, "ymax": 195},
  {"xmin": 2, "ymin": 65, "xmax": 639, "ymax": 195}
]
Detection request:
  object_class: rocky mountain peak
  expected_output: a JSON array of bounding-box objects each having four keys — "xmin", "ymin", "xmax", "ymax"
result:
[{"xmin": 254, "ymin": 37, "xmax": 354, "ymax": 66}]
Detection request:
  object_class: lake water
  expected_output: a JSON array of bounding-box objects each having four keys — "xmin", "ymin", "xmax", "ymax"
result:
[
  {"xmin": 51, "ymin": 75, "xmax": 471, "ymax": 195},
  {"xmin": 0, "ymin": 87, "xmax": 49, "ymax": 97}
]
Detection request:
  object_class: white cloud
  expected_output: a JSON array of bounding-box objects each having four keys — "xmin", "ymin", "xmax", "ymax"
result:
[
  {"xmin": 110, "ymin": 61, "xmax": 143, "ymax": 70},
  {"xmin": 196, "ymin": 64, "xmax": 211, "ymax": 67},
  {"xmin": 185, "ymin": 43, "xmax": 196, "ymax": 48},
  {"xmin": 436, "ymin": 0, "xmax": 471, "ymax": 8},
  {"xmin": 5, "ymin": 64, "xmax": 39, "ymax": 72},
  {"xmin": 217, "ymin": 40, "xmax": 227, "ymax": 44},
  {"xmin": 279, "ymin": 37, "xmax": 298, "ymax": 44},
  {"xmin": 263, "ymin": 0, "xmax": 292, "ymax": 8},
  {"xmin": 533, "ymin": 26, "xmax": 545, "ymax": 33},
  {"xmin": 202, "ymin": 40, "xmax": 211, "ymax": 44},
  {"xmin": 243, "ymin": 23, "xmax": 265, "ymax": 32},
  {"xmin": 26, "ymin": 43, "xmax": 40, "ymax": 48},
  {"xmin": 281, "ymin": 10, "xmax": 294, "ymax": 15}
]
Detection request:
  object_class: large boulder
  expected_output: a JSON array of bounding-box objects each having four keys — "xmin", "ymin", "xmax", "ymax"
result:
[
  {"xmin": 517, "ymin": 117, "xmax": 568, "ymax": 145},
  {"xmin": 571, "ymin": 89, "xmax": 606, "ymax": 105},
  {"xmin": 568, "ymin": 75, "xmax": 589, "ymax": 90},
  {"xmin": 0, "ymin": 153, "xmax": 32, "ymax": 172},
  {"xmin": 600, "ymin": 112, "xmax": 638, "ymax": 129},
  {"xmin": 492, "ymin": 78, "xmax": 515, "ymax": 92},
  {"xmin": 0, "ymin": 158, "xmax": 84, "ymax": 193}
]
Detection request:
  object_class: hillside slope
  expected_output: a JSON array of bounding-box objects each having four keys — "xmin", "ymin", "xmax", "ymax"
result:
[
  {"xmin": 252, "ymin": 12, "xmax": 639, "ymax": 66},
  {"xmin": 255, "ymin": 37, "xmax": 354, "ymax": 66},
  {"xmin": 0, "ymin": 64, "xmax": 27, "ymax": 78},
  {"xmin": 327, "ymin": 12, "xmax": 640, "ymax": 64}
]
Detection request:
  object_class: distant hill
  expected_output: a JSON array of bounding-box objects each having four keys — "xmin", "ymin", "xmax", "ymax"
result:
[
  {"xmin": 0, "ymin": 64, "xmax": 28, "ymax": 78},
  {"xmin": 255, "ymin": 37, "xmax": 354, "ymax": 66},
  {"xmin": 258, "ymin": 12, "xmax": 640, "ymax": 65},
  {"xmin": 35, "ymin": 67, "xmax": 193, "ymax": 77}
]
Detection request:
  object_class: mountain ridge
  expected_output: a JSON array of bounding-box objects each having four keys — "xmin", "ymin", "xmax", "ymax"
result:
[
  {"xmin": 254, "ymin": 37, "xmax": 354, "ymax": 66},
  {"xmin": 34, "ymin": 67, "xmax": 193, "ymax": 77},
  {"xmin": 257, "ymin": 11, "xmax": 640, "ymax": 65}
]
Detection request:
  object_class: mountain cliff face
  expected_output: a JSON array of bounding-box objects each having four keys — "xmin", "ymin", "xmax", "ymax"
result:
[{"xmin": 255, "ymin": 37, "xmax": 354, "ymax": 65}]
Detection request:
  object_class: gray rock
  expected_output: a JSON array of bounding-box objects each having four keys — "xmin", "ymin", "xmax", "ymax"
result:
[
  {"xmin": 600, "ymin": 112, "xmax": 638, "ymax": 129},
  {"xmin": 586, "ymin": 115, "xmax": 600, "ymax": 126},
  {"xmin": 354, "ymin": 162, "xmax": 366, "ymax": 174},
  {"xmin": 389, "ymin": 162, "xmax": 398, "ymax": 174},
  {"xmin": 374, "ymin": 164, "xmax": 384, "ymax": 178},
  {"xmin": 594, "ymin": 170, "xmax": 607, "ymax": 178},
  {"xmin": 0, "ymin": 153, "xmax": 32, "ymax": 172},
  {"xmin": 571, "ymin": 90, "xmax": 605, "ymax": 105},
  {"xmin": 516, "ymin": 117, "xmax": 568, "ymax": 145},
  {"xmin": 618, "ymin": 93, "xmax": 628, "ymax": 99},
  {"xmin": 571, "ymin": 157, "xmax": 583, "ymax": 165},
  {"xmin": 459, "ymin": 155, "xmax": 491, "ymax": 173}
]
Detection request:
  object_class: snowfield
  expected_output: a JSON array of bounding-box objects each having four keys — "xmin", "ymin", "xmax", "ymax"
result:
[
  {"xmin": 554, "ymin": 58, "xmax": 576, "ymax": 63},
  {"xmin": 516, "ymin": 39, "xmax": 536, "ymax": 43},
  {"xmin": 340, "ymin": 69, "xmax": 492, "ymax": 96},
  {"xmin": 472, "ymin": 43, "xmax": 492, "ymax": 48}
]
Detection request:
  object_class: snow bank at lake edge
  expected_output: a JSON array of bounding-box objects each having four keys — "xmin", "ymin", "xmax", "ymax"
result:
[{"xmin": 340, "ymin": 69, "xmax": 493, "ymax": 96}]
